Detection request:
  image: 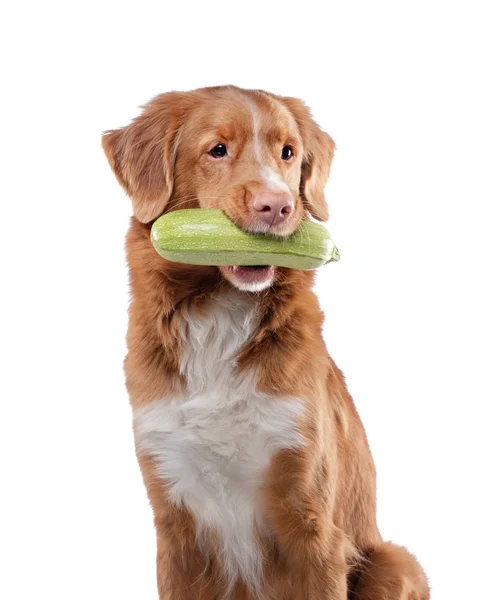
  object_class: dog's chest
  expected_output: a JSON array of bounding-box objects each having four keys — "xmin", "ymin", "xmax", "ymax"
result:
[{"xmin": 134, "ymin": 292, "xmax": 303, "ymax": 591}]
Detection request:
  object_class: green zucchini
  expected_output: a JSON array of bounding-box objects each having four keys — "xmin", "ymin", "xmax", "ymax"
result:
[{"xmin": 151, "ymin": 209, "xmax": 340, "ymax": 270}]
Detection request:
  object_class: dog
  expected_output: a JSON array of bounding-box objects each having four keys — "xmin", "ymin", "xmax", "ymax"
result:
[{"xmin": 102, "ymin": 85, "xmax": 429, "ymax": 599}]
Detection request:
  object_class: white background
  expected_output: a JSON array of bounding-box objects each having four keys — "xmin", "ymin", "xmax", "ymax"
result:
[{"xmin": 1, "ymin": 1, "xmax": 481, "ymax": 598}]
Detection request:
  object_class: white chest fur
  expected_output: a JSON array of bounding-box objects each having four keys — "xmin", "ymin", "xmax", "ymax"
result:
[{"xmin": 133, "ymin": 291, "xmax": 304, "ymax": 593}]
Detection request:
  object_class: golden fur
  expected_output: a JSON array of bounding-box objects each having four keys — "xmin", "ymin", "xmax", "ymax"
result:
[{"xmin": 102, "ymin": 85, "xmax": 429, "ymax": 599}]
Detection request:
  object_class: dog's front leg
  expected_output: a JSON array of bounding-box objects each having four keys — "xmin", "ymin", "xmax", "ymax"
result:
[
  {"xmin": 289, "ymin": 530, "xmax": 347, "ymax": 600},
  {"xmin": 138, "ymin": 455, "xmax": 219, "ymax": 600},
  {"xmin": 155, "ymin": 518, "xmax": 218, "ymax": 600},
  {"xmin": 265, "ymin": 450, "xmax": 347, "ymax": 600},
  {"xmin": 276, "ymin": 516, "xmax": 347, "ymax": 600}
]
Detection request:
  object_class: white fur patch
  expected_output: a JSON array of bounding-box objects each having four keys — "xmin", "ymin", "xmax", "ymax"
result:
[
  {"xmin": 247, "ymin": 101, "xmax": 290, "ymax": 194},
  {"xmin": 231, "ymin": 278, "xmax": 274, "ymax": 292},
  {"xmin": 248, "ymin": 100, "xmax": 263, "ymax": 165},
  {"xmin": 261, "ymin": 166, "xmax": 290, "ymax": 193},
  {"xmin": 134, "ymin": 291, "xmax": 304, "ymax": 593}
]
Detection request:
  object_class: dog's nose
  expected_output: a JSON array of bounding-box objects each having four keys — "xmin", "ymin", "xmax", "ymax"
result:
[{"xmin": 252, "ymin": 191, "xmax": 294, "ymax": 227}]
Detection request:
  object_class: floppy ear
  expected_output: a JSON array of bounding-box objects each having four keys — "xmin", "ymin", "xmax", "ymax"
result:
[
  {"xmin": 102, "ymin": 92, "xmax": 184, "ymax": 223},
  {"xmin": 281, "ymin": 97, "xmax": 335, "ymax": 221}
]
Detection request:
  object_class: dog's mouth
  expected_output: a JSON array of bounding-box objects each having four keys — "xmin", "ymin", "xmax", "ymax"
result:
[{"xmin": 220, "ymin": 265, "xmax": 275, "ymax": 292}]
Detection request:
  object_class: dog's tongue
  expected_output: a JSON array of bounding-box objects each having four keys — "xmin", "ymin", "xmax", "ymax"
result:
[{"xmin": 226, "ymin": 265, "xmax": 274, "ymax": 285}]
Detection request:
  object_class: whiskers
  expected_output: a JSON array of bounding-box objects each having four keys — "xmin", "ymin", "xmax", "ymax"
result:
[{"xmin": 169, "ymin": 195, "xmax": 229, "ymax": 210}]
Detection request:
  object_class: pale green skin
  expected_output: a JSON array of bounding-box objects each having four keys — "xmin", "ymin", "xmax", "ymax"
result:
[{"xmin": 151, "ymin": 209, "xmax": 340, "ymax": 270}]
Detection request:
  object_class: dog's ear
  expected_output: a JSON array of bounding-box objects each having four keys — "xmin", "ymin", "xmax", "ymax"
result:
[
  {"xmin": 102, "ymin": 92, "xmax": 186, "ymax": 223},
  {"xmin": 281, "ymin": 97, "xmax": 335, "ymax": 221}
]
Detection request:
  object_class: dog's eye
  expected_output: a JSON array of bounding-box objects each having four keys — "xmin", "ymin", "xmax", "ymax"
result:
[
  {"xmin": 209, "ymin": 144, "xmax": 228, "ymax": 158},
  {"xmin": 281, "ymin": 146, "xmax": 293, "ymax": 160}
]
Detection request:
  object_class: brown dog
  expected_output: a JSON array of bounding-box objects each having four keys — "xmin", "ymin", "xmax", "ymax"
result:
[{"xmin": 102, "ymin": 85, "xmax": 429, "ymax": 599}]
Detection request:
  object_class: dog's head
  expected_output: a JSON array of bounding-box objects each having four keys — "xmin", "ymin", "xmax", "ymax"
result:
[{"xmin": 102, "ymin": 86, "xmax": 335, "ymax": 292}]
